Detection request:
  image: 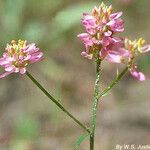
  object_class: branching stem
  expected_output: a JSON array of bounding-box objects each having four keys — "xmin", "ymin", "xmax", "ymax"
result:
[{"xmin": 26, "ymin": 71, "xmax": 90, "ymax": 134}]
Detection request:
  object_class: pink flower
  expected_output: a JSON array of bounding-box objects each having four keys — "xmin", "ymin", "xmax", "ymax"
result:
[
  {"xmin": 78, "ymin": 2, "xmax": 124, "ymax": 60},
  {"xmin": 124, "ymin": 38, "xmax": 150, "ymax": 81},
  {"xmin": 78, "ymin": 34, "xmax": 124, "ymax": 60},
  {"xmin": 78, "ymin": 2, "xmax": 150, "ymax": 82},
  {"xmin": 105, "ymin": 48, "xmax": 129, "ymax": 63},
  {"xmin": 140, "ymin": 45, "xmax": 150, "ymax": 53},
  {"xmin": 130, "ymin": 65, "xmax": 145, "ymax": 81},
  {"xmin": 107, "ymin": 18, "xmax": 124, "ymax": 32},
  {"xmin": 81, "ymin": 3, "xmax": 124, "ymax": 36},
  {"xmin": 124, "ymin": 38, "xmax": 150, "ymax": 55},
  {"xmin": 77, "ymin": 33, "xmax": 93, "ymax": 46},
  {"xmin": 106, "ymin": 38, "xmax": 150, "ymax": 81},
  {"xmin": 97, "ymin": 37, "xmax": 149, "ymax": 81},
  {"xmin": 102, "ymin": 37, "xmax": 129, "ymax": 62},
  {"xmin": 106, "ymin": 38, "xmax": 150, "ymax": 64},
  {"xmin": 0, "ymin": 40, "xmax": 43, "ymax": 78}
]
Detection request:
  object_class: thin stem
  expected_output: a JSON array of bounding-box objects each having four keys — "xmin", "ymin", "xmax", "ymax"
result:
[
  {"xmin": 98, "ymin": 66, "xmax": 129, "ymax": 100},
  {"xmin": 90, "ymin": 58, "xmax": 101, "ymax": 150},
  {"xmin": 26, "ymin": 71, "xmax": 90, "ymax": 134}
]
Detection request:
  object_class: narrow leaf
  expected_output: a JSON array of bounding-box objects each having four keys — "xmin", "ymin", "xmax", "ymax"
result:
[
  {"xmin": 102, "ymin": 92, "xmax": 110, "ymax": 97},
  {"xmin": 75, "ymin": 133, "xmax": 89, "ymax": 149}
]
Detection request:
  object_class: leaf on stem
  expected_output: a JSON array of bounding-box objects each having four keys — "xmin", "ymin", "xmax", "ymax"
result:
[
  {"xmin": 75, "ymin": 133, "xmax": 89, "ymax": 149},
  {"xmin": 102, "ymin": 92, "xmax": 110, "ymax": 97}
]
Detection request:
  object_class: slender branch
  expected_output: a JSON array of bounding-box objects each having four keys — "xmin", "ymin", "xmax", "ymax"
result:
[
  {"xmin": 90, "ymin": 58, "xmax": 101, "ymax": 150},
  {"xmin": 26, "ymin": 71, "xmax": 90, "ymax": 134},
  {"xmin": 98, "ymin": 66, "xmax": 129, "ymax": 100}
]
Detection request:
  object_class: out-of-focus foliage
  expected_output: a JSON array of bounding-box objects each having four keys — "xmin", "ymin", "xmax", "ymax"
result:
[{"xmin": 15, "ymin": 116, "xmax": 39, "ymax": 139}]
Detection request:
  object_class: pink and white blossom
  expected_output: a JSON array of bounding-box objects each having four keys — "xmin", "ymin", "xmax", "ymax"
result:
[
  {"xmin": 81, "ymin": 3, "xmax": 124, "ymax": 36},
  {"xmin": 0, "ymin": 40, "xmax": 43, "ymax": 78},
  {"xmin": 107, "ymin": 38, "xmax": 150, "ymax": 81},
  {"xmin": 130, "ymin": 65, "xmax": 145, "ymax": 81},
  {"xmin": 78, "ymin": 2, "xmax": 150, "ymax": 81},
  {"xmin": 78, "ymin": 2, "xmax": 124, "ymax": 60}
]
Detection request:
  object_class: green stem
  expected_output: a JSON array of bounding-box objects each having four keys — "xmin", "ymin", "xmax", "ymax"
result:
[
  {"xmin": 98, "ymin": 66, "xmax": 129, "ymax": 100},
  {"xmin": 90, "ymin": 58, "xmax": 101, "ymax": 150},
  {"xmin": 26, "ymin": 71, "xmax": 90, "ymax": 134}
]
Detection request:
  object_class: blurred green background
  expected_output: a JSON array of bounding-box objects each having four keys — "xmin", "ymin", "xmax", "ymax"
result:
[{"xmin": 0, "ymin": 0, "xmax": 150, "ymax": 150}]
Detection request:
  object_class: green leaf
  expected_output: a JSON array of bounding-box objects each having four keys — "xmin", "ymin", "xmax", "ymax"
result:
[
  {"xmin": 23, "ymin": 22, "xmax": 45, "ymax": 42},
  {"xmin": 102, "ymin": 92, "xmax": 109, "ymax": 97},
  {"xmin": 15, "ymin": 116, "xmax": 39, "ymax": 139},
  {"xmin": 52, "ymin": 2, "xmax": 97, "ymax": 32},
  {"xmin": 75, "ymin": 133, "xmax": 89, "ymax": 149}
]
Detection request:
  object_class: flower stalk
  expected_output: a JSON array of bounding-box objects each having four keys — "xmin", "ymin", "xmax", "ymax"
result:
[
  {"xmin": 98, "ymin": 66, "xmax": 129, "ymax": 101},
  {"xmin": 26, "ymin": 71, "xmax": 90, "ymax": 134},
  {"xmin": 90, "ymin": 65, "xmax": 128, "ymax": 150},
  {"xmin": 90, "ymin": 57, "xmax": 101, "ymax": 150}
]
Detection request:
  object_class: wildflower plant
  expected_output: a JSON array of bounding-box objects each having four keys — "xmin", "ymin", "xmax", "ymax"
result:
[
  {"xmin": 0, "ymin": 2, "xmax": 150, "ymax": 150},
  {"xmin": 0, "ymin": 40, "xmax": 43, "ymax": 78}
]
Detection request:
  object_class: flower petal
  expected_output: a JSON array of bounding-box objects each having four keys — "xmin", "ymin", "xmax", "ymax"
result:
[
  {"xmin": 81, "ymin": 51, "xmax": 93, "ymax": 59},
  {"xmin": 104, "ymin": 31, "xmax": 112, "ymax": 37},
  {"xmin": 138, "ymin": 72, "xmax": 146, "ymax": 81},
  {"xmin": 0, "ymin": 58, "xmax": 9, "ymax": 66},
  {"xmin": 20, "ymin": 68, "xmax": 26, "ymax": 74},
  {"xmin": 5, "ymin": 66, "xmax": 14, "ymax": 72},
  {"xmin": 141, "ymin": 45, "xmax": 150, "ymax": 53},
  {"xmin": 0, "ymin": 71, "xmax": 13, "ymax": 78},
  {"xmin": 130, "ymin": 66, "xmax": 145, "ymax": 81},
  {"xmin": 110, "ymin": 12, "xmax": 123, "ymax": 19},
  {"xmin": 29, "ymin": 52, "xmax": 43, "ymax": 63},
  {"xmin": 106, "ymin": 52, "xmax": 122, "ymax": 63}
]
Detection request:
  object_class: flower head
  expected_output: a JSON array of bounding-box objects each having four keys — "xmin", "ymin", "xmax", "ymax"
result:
[
  {"xmin": 124, "ymin": 38, "xmax": 150, "ymax": 55},
  {"xmin": 82, "ymin": 2, "xmax": 124, "ymax": 35},
  {"xmin": 78, "ymin": 2, "xmax": 124, "ymax": 60},
  {"xmin": 125, "ymin": 38, "xmax": 150, "ymax": 81},
  {"xmin": 0, "ymin": 40, "xmax": 43, "ymax": 78},
  {"xmin": 105, "ymin": 37, "xmax": 150, "ymax": 81},
  {"xmin": 78, "ymin": 2, "xmax": 150, "ymax": 81}
]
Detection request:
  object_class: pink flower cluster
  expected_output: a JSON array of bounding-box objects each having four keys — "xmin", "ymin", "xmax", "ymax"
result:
[
  {"xmin": 107, "ymin": 38, "xmax": 150, "ymax": 81},
  {"xmin": 78, "ymin": 2, "xmax": 124, "ymax": 59},
  {"xmin": 78, "ymin": 2, "xmax": 150, "ymax": 81},
  {"xmin": 0, "ymin": 40, "xmax": 43, "ymax": 78}
]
